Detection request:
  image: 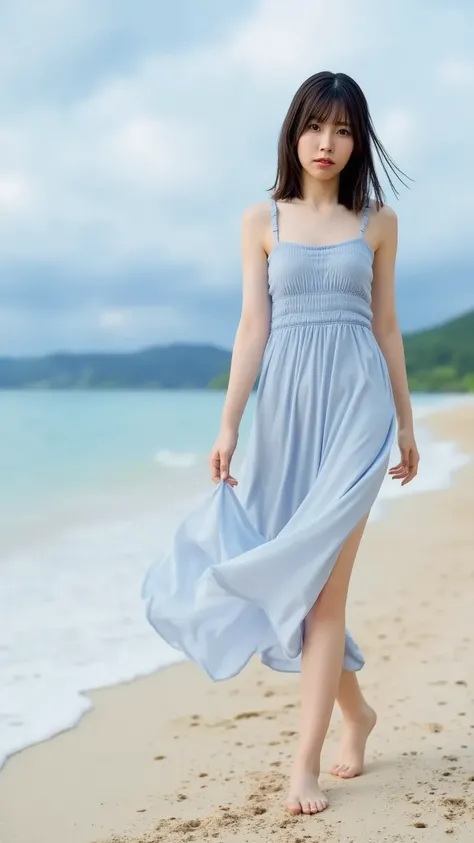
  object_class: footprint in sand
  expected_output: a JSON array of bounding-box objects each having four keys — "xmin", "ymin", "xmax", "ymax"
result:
[
  {"xmin": 249, "ymin": 770, "xmax": 285, "ymax": 796},
  {"xmin": 234, "ymin": 710, "xmax": 264, "ymax": 720},
  {"xmin": 442, "ymin": 796, "xmax": 467, "ymax": 821}
]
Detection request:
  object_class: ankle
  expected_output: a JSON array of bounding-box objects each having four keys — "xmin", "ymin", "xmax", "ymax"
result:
[
  {"xmin": 293, "ymin": 751, "xmax": 321, "ymax": 776},
  {"xmin": 340, "ymin": 702, "xmax": 376, "ymax": 725}
]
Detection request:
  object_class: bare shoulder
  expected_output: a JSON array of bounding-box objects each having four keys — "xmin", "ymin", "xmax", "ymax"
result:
[
  {"xmin": 241, "ymin": 200, "xmax": 274, "ymax": 254},
  {"xmin": 242, "ymin": 200, "xmax": 272, "ymax": 229},
  {"xmin": 370, "ymin": 200, "xmax": 397, "ymax": 226},
  {"xmin": 369, "ymin": 200, "xmax": 398, "ymax": 250}
]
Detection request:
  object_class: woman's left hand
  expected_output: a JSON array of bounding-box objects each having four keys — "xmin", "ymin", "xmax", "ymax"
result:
[{"xmin": 389, "ymin": 427, "xmax": 420, "ymax": 486}]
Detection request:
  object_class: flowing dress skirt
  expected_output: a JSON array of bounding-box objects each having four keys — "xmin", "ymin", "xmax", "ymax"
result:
[{"xmin": 142, "ymin": 321, "xmax": 396, "ymax": 680}]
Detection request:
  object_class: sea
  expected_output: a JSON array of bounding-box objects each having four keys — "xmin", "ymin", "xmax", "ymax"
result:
[{"xmin": 0, "ymin": 389, "xmax": 473, "ymax": 771}]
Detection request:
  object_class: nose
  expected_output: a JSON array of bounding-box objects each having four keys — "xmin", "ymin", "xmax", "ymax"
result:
[
  {"xmin": 319, "ymin": 127, "xmax": 333, "ymax": 152},
  {"xmin": 319, "ymin": 131, "xmax": 333, "ymax": 152}
]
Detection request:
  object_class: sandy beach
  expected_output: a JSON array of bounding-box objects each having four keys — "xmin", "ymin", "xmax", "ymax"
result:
[{"xmin": 1, "ymin": 403, "xmax": 473, "ymax": 843}]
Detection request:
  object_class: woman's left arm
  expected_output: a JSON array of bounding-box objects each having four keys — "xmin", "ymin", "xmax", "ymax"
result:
[{"xmin": 371, "ymin": 205, "xmax": 420, "ymax": 486}]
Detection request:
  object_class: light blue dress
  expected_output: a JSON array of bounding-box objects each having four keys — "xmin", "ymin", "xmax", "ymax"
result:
[{"xmin": 142, "ymin": 199, "xmax": 396, "ymax": 681}]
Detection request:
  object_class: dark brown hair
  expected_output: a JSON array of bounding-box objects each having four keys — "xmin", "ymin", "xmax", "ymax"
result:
[{"xmin": 270, "ymin": 71, "xmax": 410, "ymax": 213}]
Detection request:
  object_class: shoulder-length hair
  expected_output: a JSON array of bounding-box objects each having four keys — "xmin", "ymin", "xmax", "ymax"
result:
[{"xmin": 270, "ymin": 71, "xmax": 410, "ymax": 213}]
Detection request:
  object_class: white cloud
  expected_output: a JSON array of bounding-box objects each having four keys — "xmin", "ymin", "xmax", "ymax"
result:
[
  {"xmin": 438, "ymin": 58, "xmax": 474, "ymax": 87},
  {"xmin": 0, "ymin": 0, "xmax": 389, "ymax": 278},
  {"xmin": 0, "ymin": 174, "xmax": 33, "ymax": 212},
  {"xmin": 0, "ymin": 0, "xmax": 474, "ymax": 353},
  {"xmin": 225, "ymin": 0, "xmax": 370, "ymax": 83},
  {"xmin": 376, "ymin": 109, "xmax": 415, "ymax": 161},
  {"xmin": 98, "ymin": 310, "xmax": 127, "ymax": 329}
]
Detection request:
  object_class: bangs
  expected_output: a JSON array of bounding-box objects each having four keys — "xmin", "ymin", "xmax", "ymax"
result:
[{"xmin": 297, "ymin": 90, "xmax": 352, "ymax": 135}]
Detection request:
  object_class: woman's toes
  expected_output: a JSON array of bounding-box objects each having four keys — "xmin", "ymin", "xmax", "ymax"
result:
[{"xmin": 287, "ymin": 771, "xmax": 328, "ymax": 814}]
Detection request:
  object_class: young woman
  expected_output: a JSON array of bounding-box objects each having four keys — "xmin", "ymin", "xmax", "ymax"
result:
[{"xmin": 143, "ymin": 70, "xmax": 420, "ymax": 817}]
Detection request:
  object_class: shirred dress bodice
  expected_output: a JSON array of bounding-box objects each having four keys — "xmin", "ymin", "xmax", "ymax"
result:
[{"xmin": 267, "ymin": 238, "xmax": 374, "ymax": 332}]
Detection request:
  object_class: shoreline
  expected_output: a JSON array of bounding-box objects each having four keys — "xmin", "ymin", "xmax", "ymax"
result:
[
  {"xmin": 1, "ymin": 402, "xmax": 474, "ymax": 842},
  {"xmin": 1, "ymin": 398, "xmax": 470, "ymax": 774}
]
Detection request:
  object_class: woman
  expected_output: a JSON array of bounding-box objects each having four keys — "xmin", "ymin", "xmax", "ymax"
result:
[{"xmin": 143, "ymin": 70, "xmax": 420, "ymax": 816}]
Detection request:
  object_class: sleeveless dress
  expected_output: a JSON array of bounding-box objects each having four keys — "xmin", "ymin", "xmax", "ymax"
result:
[{"xmin": 142, "ymin": 199, "xmax": 396, "ymax": 681}]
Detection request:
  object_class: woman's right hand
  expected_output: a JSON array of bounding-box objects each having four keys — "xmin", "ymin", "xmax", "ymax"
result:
[{"xmin": 209, "ymin": 427, "xmax": 239, "ymax": 486}]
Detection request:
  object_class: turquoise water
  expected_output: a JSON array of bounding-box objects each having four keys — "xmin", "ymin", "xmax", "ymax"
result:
[
  {"xmin": 0, "ymin": 389, "xmax": 467, "ymax": 527},
  {"xmin": 0, "ymin": 390, "xmax": 256, "ymax": 527}
]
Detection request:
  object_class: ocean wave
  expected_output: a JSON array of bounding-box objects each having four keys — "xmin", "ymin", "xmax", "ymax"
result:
[{"xmin": 154, "ymin": 449, "xmax": 199, "ymax": 468}]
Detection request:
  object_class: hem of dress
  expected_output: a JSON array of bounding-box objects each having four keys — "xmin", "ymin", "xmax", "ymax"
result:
[
  {"xmin": 260, "ymin": 653, "xmax": 364, "ymax": 674},
  {"xmin": 207, "ymin": 507, "xmax": 369, "ymax": 676}
]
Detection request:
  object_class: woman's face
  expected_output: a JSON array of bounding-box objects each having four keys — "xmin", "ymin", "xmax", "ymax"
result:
[{"xmin": 297, "ymin": 107, "xmax": 355, "ymax": 180}]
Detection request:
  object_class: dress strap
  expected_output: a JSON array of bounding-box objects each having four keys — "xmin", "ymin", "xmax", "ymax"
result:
[
  {"xmin": 359, "ymin": 202, "xmax": 370, "ymax": 235},
  {"xmin": 270, "ymin": 198, "xmax": 279, "ymax": 242}
]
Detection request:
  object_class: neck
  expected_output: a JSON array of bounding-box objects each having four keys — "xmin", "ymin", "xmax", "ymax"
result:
[{"xmin": 300, "ymin": 173, "xmax": 340, "ymax": 208}]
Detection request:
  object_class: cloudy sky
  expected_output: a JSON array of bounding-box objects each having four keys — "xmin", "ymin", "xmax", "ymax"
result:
[{"xmin": 0, "ymin": 0, "xmax": 473, "ymax": 356}]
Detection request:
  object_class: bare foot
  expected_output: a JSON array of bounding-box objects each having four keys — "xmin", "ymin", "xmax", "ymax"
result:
[
  {"xmin": 330, "ymin": 705, "xmax": 377, "ymax": 779},
  {"xmin": 287, "ymin": 768, "xmax": 329, "ymax": 815}
]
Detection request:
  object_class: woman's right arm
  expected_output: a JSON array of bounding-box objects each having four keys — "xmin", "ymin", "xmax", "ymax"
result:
[{"xmin": 209, "ymin": 203, "xmax": 271, "ymax": 485}]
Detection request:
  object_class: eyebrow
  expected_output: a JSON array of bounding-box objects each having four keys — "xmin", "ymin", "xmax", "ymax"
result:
[{"xmin": 309, "ymin": 115, "xmax": 350, "ymax": 126}]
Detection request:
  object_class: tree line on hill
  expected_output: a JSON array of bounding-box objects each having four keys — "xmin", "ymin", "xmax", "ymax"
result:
[{"xmin": 0, "ymin": 310, "xmax": 473, "ymax": 393}]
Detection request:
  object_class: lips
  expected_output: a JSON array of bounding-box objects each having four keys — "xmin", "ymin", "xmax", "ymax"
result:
[{"xmin": 314, "ymin": 158, "xmax": 334, "ymax": 164}]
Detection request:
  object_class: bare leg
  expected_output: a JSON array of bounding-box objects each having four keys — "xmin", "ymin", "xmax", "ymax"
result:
[
  {"xmin": 287, "ymin": 514, "xmax": 369, "ymax": 815},
  {"xmin": 329, "ymin": 669, "xmax": 377, "ymax": 778}
]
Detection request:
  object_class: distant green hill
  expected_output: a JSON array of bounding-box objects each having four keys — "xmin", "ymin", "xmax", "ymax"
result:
[
  {"xmin": 403, "ymin": 309, "xmax": 474, "ymax": 392},
  {"xmin": 0, "ymin": 309, "xmax": 473, "ymax": 391},
  {"xmin": 0, "ymin": 344, "xmax": 232, "ymax": 390}
]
